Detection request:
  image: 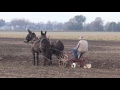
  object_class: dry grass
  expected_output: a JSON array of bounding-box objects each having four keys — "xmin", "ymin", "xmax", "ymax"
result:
[{"xmin": 0, "ymin": 31, "xmax": 120, "ymax": 41}]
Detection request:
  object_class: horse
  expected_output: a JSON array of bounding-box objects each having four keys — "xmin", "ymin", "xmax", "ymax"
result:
[
  {"xmin": 24, "ymin": 29, "xmax": 40, "ymax": 65},
  {"xmin": 50, "ymin": 40, "xmax": 64, "ymax": 59},
  {"xmin": 39, "ymin": 31, "xmax": 52, "ymax": 66},
  {"xmin": 24, "ymin": 29, "xmax": 52, "ymax": 66}
]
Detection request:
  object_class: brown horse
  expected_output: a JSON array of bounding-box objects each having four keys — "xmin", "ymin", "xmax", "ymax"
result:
[
  {"xmin": 50, "ymin": 40, "xmax": 64, "ymax": 59},
  {"xmin": 24, "ymin": 29, "xmax": 52, "ymax": 66},
  {"xmin": 39, "ymin": 31, "xmax": 52, "ymax": 66}
]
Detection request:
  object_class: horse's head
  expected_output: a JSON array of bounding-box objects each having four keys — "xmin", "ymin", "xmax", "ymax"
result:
[
  {"xmin": 39, "ymin": 31, "xmax": 47, "ymax": 40},
  {"xmin": 24, "ymin": 29, "xmax": 37, "ymax": 43}
]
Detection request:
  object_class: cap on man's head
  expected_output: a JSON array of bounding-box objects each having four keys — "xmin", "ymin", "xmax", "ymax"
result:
[{"xmin": 78, "ymin": 36, "xmax": 84, "ymax": 39}]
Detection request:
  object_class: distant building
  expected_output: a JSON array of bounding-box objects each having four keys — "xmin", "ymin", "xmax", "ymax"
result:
[
  {"xmin": 0, "ymin": 25, "xmax": 11, "ymax": 30},
  {"xmin": 11, "ymin": 26, "xmax": 15, "ymax": 30}
]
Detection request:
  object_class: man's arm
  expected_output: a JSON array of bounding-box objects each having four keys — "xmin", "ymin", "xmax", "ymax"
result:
[{"xmin": 75, "ymin": 42, "xmax": 80, "ymax": 49}]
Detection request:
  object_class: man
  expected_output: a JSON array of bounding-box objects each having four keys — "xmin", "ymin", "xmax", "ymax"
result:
[{"xmin": 72, "ymin": 36, "xmax": 88, "ymax": 60}]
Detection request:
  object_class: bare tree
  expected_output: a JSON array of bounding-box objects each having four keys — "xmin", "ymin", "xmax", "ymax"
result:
[{"xmin": 0, "ymin": 19, "xmax": 5, "ymax": 27}]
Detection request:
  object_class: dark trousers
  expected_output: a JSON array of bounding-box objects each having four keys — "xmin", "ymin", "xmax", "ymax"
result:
[
  {"xmin": 72, "ymin": 48, "xmax": 78, "ymax": 59},
  {"xmin": 73, "ymin": 48, "xmax": 85, "ymax": 59}
]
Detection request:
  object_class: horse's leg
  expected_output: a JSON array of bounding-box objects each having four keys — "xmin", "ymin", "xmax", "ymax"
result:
[
  {"xmin": 37, "ymin": 52, "xmax": 39, "ymax": 65},
  {"xmin": 44, "ymin": 57, "xmax": 47, "ymax": 66},
  {"xmin": 32, "ymin": 48, "xmax": 35, "ymax": 65},
  {"xmin": 42, "ymin": 51, "xmax": 46, "ymax": 66},
  {"xmin": 33, "ymin": 52, "xmax": 35, "ymax": 65},
  {"xmin": 47, "ymin": 53, "xmax": 52, "ymax": 66},
  {"xmin": 48, "ymin": 58, "xmax": 51, "ymax": 66},
  {"xmin": 50, "ymin": 54, "xmax": 52, "ymax": 65}
]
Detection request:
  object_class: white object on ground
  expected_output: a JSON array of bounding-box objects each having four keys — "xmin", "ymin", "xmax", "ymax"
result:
[
  {"xmin": 83, "ymin": 64, "xmax": 92, "ymax": 69},
  {"xmin": 71, "ymin": 63, "xmax": 76, "ymax": 68}
]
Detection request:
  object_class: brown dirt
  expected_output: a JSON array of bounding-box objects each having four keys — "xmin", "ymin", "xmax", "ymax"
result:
[{"xmin": 0, "ymin": 38, "xmax": 120, "ymax": 78}]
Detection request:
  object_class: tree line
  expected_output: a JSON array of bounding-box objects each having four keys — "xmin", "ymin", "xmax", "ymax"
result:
[{"xmin": 0, "ymin": 15, "xmax": 120, "ymax": 32}]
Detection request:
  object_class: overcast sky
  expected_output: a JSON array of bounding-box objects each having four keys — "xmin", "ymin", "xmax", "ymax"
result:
[{"xmin": 0, "ymin": 12, "xmax": 120, "ymax": 24}]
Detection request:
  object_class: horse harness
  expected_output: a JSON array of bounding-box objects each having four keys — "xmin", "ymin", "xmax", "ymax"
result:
[{"xmin": 39, "ymin": 38, "xmax": 49, "ymax": 49}]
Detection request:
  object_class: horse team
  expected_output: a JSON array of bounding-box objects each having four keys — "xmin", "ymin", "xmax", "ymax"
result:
[{"xmin": 24, "ymin": 29, "xmax": 64, "ymax": 66}]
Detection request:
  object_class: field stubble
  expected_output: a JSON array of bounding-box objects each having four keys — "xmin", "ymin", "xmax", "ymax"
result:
[{"xmin": 0, "ymin": 32, "xmax": 120, "ymax": 41}]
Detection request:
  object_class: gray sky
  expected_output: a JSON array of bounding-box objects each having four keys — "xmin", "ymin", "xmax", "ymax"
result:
[{"xmin": 0, "ymin": 12, "xmax": 120, "ymax": 24}]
